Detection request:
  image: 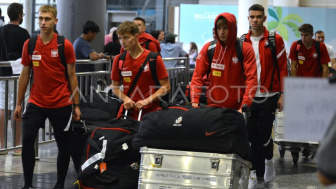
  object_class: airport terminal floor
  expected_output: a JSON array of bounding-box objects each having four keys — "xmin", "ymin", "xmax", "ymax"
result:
[{"xmin": 0, "ymin": 141, "xmax": 334, "ymax": 189}]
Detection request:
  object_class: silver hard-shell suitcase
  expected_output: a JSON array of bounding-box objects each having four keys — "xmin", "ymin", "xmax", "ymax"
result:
[{"xmin": 138, "ymin": 147, "xmax": 251, "ymax": 189}]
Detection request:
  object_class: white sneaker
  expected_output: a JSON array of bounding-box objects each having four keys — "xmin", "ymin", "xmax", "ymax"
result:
[
  {"xmin": 264, "ymin": 158, "xmax": 276, "ymax": 182},
  {"xmin": 248, "ymin": 170, "xmax": 258, "ymax": 189}
]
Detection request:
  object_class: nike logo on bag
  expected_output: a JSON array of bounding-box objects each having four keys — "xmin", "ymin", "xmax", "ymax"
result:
[
  {"xmin": 205, "ymin": 131, "xmax": 218, "ymax": 136},
  {"xmin": 57, "ymin": 44, "xmax": 63, "ymax": 46},
  {"xmin": 149, "ymin": 59, "xmax": 155, "ymax": 61}
]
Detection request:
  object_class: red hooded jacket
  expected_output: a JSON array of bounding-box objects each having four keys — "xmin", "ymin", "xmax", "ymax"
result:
[
  {"xmin": 190, "ymin": 12, "xmax": 258, "ymax": 109},
  {"xmin": 244, "ymin": 27, "xmax": 288, "ymax": 93},
  {"xmin": 120, "ymin": 32, "xmax": 161, "ymax": 53}
]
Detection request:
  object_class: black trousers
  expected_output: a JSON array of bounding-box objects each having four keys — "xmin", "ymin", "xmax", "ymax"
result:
[
  {"xmin": 247, "ymin": 95, "xmax": 279, "ymax": 177},
  {"xmin": 21, "ymin": 103, "xmax": 72, "ymax": 187}
]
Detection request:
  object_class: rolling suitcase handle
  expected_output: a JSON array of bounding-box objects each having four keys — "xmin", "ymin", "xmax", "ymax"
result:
[{"xmin": 124, "ymin": 109, "xmax": 143, "ymax": 121}]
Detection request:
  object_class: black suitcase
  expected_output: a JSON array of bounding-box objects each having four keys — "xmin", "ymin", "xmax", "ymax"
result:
[{"xmin": 133, "ymin": 105, "xmax": 251, "ymax": 159}]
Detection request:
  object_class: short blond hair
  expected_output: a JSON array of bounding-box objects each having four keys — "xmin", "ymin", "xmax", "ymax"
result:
[
  {"xmin": 39, "ymin": 5, "xmax": 57, "ymax": 18},
  {"xmin": 117, "ymin": 21, "xmax": 139, "ymax": 36}
]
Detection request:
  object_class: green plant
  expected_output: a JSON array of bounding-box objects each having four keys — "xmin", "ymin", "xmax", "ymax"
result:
[{"xmin": 267, "ymin": 7, "xmax": 303, "ymax": 41}]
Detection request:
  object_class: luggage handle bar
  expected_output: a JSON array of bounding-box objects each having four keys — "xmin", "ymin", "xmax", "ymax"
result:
[{"xmin": 124, "ymin": 109, "xmax": 143, "ymax": 121}]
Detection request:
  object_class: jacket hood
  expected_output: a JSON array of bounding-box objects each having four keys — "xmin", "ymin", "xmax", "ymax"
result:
[
  {"xmin": 214, "ymin": 12, "xmax": 237, "ymax": 47},
  {"xmin": 138, "ymin": 32, "xmax": 161, "ymax": 52}
]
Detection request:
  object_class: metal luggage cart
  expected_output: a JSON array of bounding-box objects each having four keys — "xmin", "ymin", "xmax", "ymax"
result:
[{"xmin": 274, "ymin": 110, "xmax": 319, "ymax": 165}]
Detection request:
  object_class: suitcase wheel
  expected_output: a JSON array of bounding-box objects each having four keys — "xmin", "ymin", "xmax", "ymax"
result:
[
  {"xmin": 279, "ymin": 148, "xmax": 285, "ymax": 158},
  {"xmin": 291, "ymin": 151, "xmax": 299, "ymax": 165}
]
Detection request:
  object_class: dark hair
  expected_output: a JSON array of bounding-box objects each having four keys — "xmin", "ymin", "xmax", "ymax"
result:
[
  {"xmin": 315, "ymin": 30, "xmax": 324, "ymax": 36},
  {"xmin": 190, "ymin": 42, "xmax": 198, "ymax": 51},
  {"xmin": 248, "ymin": 4, "xmax": 265, "ymax": 15},
  {"xmin": 7, "ymin": 3, "xmax": 23, "ymax": 22},
  {"xmin": 82, "ymin": 21, "xmax": 100, "ymax": 34},
  {"xmin": 150, "ymin": 30, "xmax": 163, "ymax": 40},
  {"xmin": 133, "ymin": 17, "xmax": 146, "ymax": 25},
  {"xmin": 298, "ymin": 23, "xmax": 313, "ymax": 34},
  {"xmin": 112, "ymin": 30, "xmax": 118, "ymax": 42}
]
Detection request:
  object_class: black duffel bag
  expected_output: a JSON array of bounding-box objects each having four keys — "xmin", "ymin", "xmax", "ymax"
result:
[
  {"xmin": 78, "ymin": 115, "xmax": 141, "ymax": 189},
  {"xmin": 132, "ymin": 105, "xmax": 250, "ymax": 159}
]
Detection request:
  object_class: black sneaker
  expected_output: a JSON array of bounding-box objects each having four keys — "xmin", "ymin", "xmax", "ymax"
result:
[{"xmin": 53, "ymin": 184, "xmax": 64, "ymax": 189}]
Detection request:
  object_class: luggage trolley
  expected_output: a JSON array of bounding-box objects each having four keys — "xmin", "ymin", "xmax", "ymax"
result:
[{"xmin": 274, "ymin": 109, "xmax": 319, "ymax": 165}]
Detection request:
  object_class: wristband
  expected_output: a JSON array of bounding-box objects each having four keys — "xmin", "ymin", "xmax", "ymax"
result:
[{"xmin": 73, "ymin": 103, "xmax": 80, "ymax": 107}]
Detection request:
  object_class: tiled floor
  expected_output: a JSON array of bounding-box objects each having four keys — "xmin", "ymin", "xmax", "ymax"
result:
[{"xmin": 0, "ymin": 142, "xmax": 333, "ymax": 189}]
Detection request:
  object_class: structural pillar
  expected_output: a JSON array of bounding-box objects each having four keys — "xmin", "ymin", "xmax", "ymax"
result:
[
  {"xmin": 57, "ymin": 0, "xmax": 106, "ymax": 52},
  {"xmin": 237, "ymin": 0, "xmax": 268, "ymax": 37},
  {"xmin": 23, "ymin": 0, "xmax": 32, "ymax": 35},
  {"xmin": 273, "ymin": 0, "xmax": 299, "ymax": 7}
]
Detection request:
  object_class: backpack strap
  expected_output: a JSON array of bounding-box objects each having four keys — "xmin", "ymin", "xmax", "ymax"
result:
[
  {"xmin": 314, "ymin": 40, "xmax": 322, "ymax": 74},
  {"xmin": 57, "ymin": 35, "xmax": 67, "ymax": 76},
  {"xmin": 267, "ymin": 31, "xmax": 280, "ymax": 91},
  {"xmin": 207, "ymin": 40, "xmax": 217, "ymax": 77},
  {"xmin": 126, "ymin": 53, "xmax": 153, "ymax": 96},
  {"xmin": 118, "ymin": 51, "xmax": 127, "ymax": 79},
  {"xmin": 240, "ymin": 33, "xmax": 247, "ymax": 43},
  {"xmin": 235, "ymin": 37, "xmax": 245, "ymax": 79},
  {"xmin": 28, "ymin": 37, "xmax": 38, "ymax": 84},
  {"xmin": 148, "ymin": 52, "xmax": 160, "ymax": 86},
  {"xmin": 145, "ymin": 40, "xmax": 151, "ymax": 50},
  {"xmin": 236, "ymin": 37, "xmax": 244, "ymax": 68},
  {"xmin": 28, "ymin": 37, "xmax": 38, "ymax": 59}
]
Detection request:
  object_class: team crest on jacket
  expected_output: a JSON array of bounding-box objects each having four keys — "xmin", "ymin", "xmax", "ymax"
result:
[
  {"xmin": 144, "ymin": 63, "xmax": 149, "ymax": 72},
  {"xmin": 51, "ymin": 49, "xmax": 58, "ymax": 57},
  {"xmin": 232, "ymin": 57, "xmax": 239, "ymax": 64},
  {"xmin": 313, "ymin": 53, "xmax": 318, "ymax": 58}
]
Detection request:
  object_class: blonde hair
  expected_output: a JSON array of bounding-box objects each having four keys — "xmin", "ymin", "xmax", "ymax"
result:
[
  {"xmin": 39, "ymin": 5, "xmax": 57, "ymax": 18},
  {"xmin": 117, "ymin": 21, "xmax": 139, "ymax": 36}
]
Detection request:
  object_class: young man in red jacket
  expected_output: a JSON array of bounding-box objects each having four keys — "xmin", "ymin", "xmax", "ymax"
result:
[
  {"xmin": 289, "ymin": 24, "xmax": 329, "ymax": 78},
  {"xmin": 120, "ymin": 17, "xmax": 161, "ymax": 54},
  {"xmin": 190, "ymin": 12, "xmax": 257, "ymax": 112},
  {"xmin": 244, "ymin": 4, "xmax": 288, "ymax": 189}
]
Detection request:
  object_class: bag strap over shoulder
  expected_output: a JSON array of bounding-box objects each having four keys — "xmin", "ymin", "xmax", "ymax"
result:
[
  {"xmin": 127, "ymin": 53, "xmax": 153, "ymax": 96},
  {"xmin": 268, "ymin": 31, "xmax": 280, "ymax": 91},
  {"xmin": 148, "ymin": 52, "xmax": 160, "ymax": 86},
  {"xmin": 207, "ymin": 40, "xmax": 217, "ymax": 77}
]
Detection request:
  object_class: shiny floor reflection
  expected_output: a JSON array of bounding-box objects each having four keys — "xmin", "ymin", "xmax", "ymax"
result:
[{"xmin": 0, "ymin": 142, "xmax": 331, "ymax": 189}]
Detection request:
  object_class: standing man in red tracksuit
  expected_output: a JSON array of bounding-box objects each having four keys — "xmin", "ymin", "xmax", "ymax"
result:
[
  {"xmin": 244, "ymin": 4, "xmax": 288, "ymax": 189},
  {"xmin": 190, "ymin": 12, "xmax": 258, "ymax": 112},
  {"xmin": 120, "ymin": 17, "xmax": 161, "ymax": 54}
]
